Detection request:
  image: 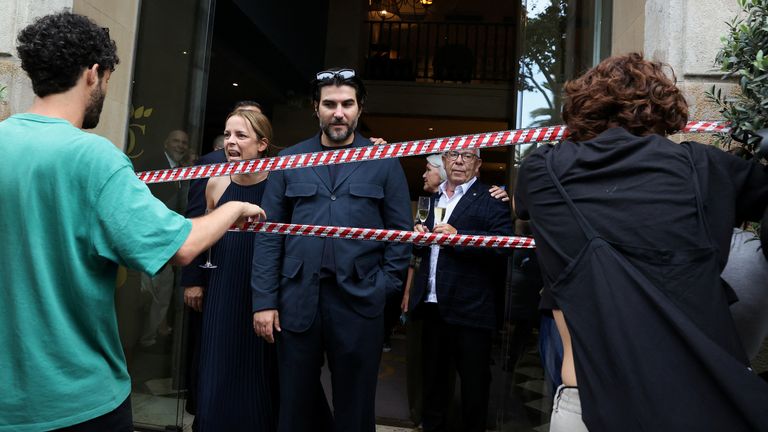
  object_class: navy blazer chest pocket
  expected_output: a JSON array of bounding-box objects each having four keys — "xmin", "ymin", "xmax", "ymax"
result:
[
  {"xmin": 349, "ymin": 183, "xmax": 385, "ymax": 200},
  {"xmin": 348, "ymin": 183, "xmax": 386, "ymax": 225},
  {"xmin": 285, "ymin": 182, "xmax": 318, "ymax": 205}
]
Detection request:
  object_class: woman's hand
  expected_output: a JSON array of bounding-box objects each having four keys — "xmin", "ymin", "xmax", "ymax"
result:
[{"xmin": 184, "ymin": 286, "xmax": 204, "ymax": 312}]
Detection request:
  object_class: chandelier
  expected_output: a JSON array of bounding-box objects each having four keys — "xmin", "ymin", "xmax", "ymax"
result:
[{"xmin": 369, "ymin": 0, "xmax": 434, "ymax": 20}]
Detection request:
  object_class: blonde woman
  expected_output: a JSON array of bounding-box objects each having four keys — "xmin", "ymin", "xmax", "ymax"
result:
[{"xmin": 192, "ymin": 109, "xmax": 277, "ymax": 431}]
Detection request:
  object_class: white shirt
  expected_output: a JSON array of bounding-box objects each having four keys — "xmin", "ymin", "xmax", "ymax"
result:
[
  {"xmin": 164, "ymin": 152, "xmax": 179, "ymax": 168},
  {"xmin": 426, "ymin": 176, "xmax": 477, "ymax": 303}
]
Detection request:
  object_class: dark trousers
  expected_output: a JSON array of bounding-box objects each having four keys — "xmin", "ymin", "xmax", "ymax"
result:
[
  {"xmin": 420, "ymin": 303, "xmax": 492, "ymax": 432},
  {"xmin": 276, "ymin": 278, "xmax": 384, "ymax": 432},
  {"xmin": 184, "ymin": 308, "xmax": 203, "ymax": 431},
  {"xmin": 53, "ymin": 397, "xmax": 132, "ymax": 432}
]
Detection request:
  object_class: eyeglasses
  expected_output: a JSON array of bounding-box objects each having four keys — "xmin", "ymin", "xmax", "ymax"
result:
[
  {"xmin": 444, "ymin": 151, "xmax": 479, "ymax": 161},
  {"xmin": 316, "ymin": 69, "xmax": 356, "ymax": 81}
]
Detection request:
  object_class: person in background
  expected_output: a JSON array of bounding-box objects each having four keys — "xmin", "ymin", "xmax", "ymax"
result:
[
  {"xmin": 0, "ymin": 12, "xmax": 265, "ymax": 431},
  {"xmin": 503, "ymin": 220, "xmax": 543, "ymax": 371},
  {"xmin": 212, "ymin": 134, "xmax": 225, "ymax": 151},
  {"xmin": 723, "ymin": 225, "xmax": 768, "ymax": 360},
  {"xmin": 402, "ymin": 154, "xmax": 509, "ymax": 312},
  {"xmin": 400, "ymin": 153, "xmax": 510, "ymax": 425},
  {"xmin": 410, "ymin": 149, "xmax": 514, "ymax": 432},
  {"xmin": 515, "ymin": 52, "xmax": 768, "ymax": 431},
  {"xmin": 163, "ymin": 129, "xmax": 191, "ymax": 168},
  {"xmin": 138, "ymin": 128, "xmax": 192, "ymax": 349},
  {"xmin": 400, "ymin": 153, "xmax": 449, "ymax": 425},
  {"xmin": 252, "ymin": 68, "xmax": 412, "ymax": 431}
]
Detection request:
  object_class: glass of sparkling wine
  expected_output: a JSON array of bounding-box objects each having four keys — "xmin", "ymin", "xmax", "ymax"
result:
[
  {"xmin": 417, "ymin": 196, "xmax": 431, "ymax": 224},
  {"xmin": 434, "ymin": 206, "xmax": 446, "ymax": 225},
  {"xmin": 199, "ymin": 209, "xmax": 218, "ymax": 269}
]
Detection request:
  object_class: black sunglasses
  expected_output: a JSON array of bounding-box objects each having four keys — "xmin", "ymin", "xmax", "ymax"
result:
[{"xmin": 316, "ymin": 69, "xmax": 356, "ymax": 81}]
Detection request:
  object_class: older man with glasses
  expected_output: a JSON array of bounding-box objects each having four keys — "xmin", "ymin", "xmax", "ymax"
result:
[
  {"xmin": 411, "ymin": 148, "xmax": 514, "ymax": 432},
  {"xmin": 252, "ymin": 68, "xmax": 412, "ymax": 431}
]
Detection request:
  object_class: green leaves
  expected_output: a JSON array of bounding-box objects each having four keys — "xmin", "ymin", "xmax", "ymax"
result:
[{"xmin": 712, "ymin": 0, "xmax": 768, "ymax": 153}]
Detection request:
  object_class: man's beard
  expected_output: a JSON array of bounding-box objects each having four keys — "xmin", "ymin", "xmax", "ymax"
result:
[
  {"xmin": 321, "ymin": 118, "xmax": 357, "ymax": 143},
  {"xmin": 82, "ymin": 84, "xmax": 106, "ymax": 130}
]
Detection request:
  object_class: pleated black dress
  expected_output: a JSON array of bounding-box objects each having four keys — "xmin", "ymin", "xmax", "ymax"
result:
[{"xmin": 196, "ymin": 179, "xmax": 278, "ymax": 431}]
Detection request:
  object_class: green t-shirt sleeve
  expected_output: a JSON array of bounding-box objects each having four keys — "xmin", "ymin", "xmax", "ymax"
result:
[{"xmin": 90, "ymin": 163, "xmax": 192, "ymax": 276}]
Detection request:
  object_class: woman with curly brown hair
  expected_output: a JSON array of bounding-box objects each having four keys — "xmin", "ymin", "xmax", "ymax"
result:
[{"xmin": 514, "ymin": 53, "xmax": 768, "ymax": 431}]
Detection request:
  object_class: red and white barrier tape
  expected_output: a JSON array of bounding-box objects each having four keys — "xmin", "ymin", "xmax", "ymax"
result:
[
  {"xmin": 136, "ymin": 121, "xmax": 729, "ymax": 184},
  {"xmin": 231, "ymin": 221, "xmax": 536, "ymax": 249}
]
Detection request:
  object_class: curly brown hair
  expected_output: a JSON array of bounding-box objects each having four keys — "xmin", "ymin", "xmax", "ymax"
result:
[{"xmin": 562, "ymin": 53, "xmax": 688, "ymax": 141}]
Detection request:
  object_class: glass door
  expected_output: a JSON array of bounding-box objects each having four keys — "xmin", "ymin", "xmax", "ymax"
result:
[{"xmin": 117, "ymin": 0, "xmax": 214, "ymax": 429}]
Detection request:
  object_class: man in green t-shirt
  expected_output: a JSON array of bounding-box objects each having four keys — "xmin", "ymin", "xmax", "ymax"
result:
[{"xmin": 0, "ymin": 12, "xmax": 266, "ymax": 432}]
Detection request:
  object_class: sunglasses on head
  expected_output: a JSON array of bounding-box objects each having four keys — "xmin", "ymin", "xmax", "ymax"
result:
[{"xmin": 316, "ymin": 69, "xmax": 356, "ymax": 81}]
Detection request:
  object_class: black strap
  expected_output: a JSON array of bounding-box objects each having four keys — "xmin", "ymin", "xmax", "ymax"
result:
[
  {"xmin": 681, "ymin": 142, "xmax": 715, "ymax": 244},
  {"xmin": 544, "ymin": 146, "xmax": 598, "ymax": 240}
]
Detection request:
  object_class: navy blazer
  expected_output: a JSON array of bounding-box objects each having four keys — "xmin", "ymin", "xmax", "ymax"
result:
[
  {"xmin": 410, "ymin": 180, "xmax": 513, "ymax": 330},
  {"xmin": 251, "ymin": 133, "xmax": 412, "ymax": 332}
]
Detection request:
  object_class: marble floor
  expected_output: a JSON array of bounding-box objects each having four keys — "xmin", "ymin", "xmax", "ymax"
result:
[{"xmin": 131, "ymin": 325, "xmax": 553, "ymax": 431}]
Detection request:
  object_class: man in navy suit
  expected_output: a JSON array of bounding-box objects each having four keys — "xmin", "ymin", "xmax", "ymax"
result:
[
  {"xmin": 411, "ymin": 149, "xmax": 513, "ymax": 432},
  {"xmin": 252, "ymin": 69, "xmax": 412, "ymax": 432}
]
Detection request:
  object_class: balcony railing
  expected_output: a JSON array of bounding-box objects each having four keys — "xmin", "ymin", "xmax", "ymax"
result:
[{"xmin": 365, "ymin": 20, "xmax": 516, "ymax": 83}]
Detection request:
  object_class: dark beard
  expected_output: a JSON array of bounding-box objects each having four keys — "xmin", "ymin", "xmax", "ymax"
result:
[
  {"xmin": 321, "ymin": 119, "xmax": 357, "ymax": 143},
  {"xmin": 82, "ymin": 85, "xmax": 105, "ymax": 129}
]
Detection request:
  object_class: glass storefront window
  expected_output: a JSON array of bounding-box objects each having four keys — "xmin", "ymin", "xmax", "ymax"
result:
[
  {"xmin": 119, "ymin": 0, "xmax": 214, "ymax": 430},
  {"xmin": 118, "ymin": 0, "xmax": 611, "ymax": 429}
]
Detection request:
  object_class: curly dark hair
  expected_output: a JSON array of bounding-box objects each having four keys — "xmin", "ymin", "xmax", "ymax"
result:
[
  {"xmin": 562, "ymin": 53, "xmax": 688, "ymax": 141},
  {"xmin": 17, "ymin": 12, "xmax": 119, "ymax": 97}
]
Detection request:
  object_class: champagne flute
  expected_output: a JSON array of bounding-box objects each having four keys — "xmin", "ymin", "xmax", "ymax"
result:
[
  {"xmin": 434, "ymin": 206, "xmax": 446, "ymax": 225},
  {"xmin": 417, "ymin": 196, "xmax": 431, "ymax": 224},
  {"xmin": 199, "ymin": 209, "xmax": 218, "ymax": 269}
]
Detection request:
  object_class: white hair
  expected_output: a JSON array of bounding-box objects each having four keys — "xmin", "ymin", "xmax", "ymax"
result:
[
  {"xmin": 426, "ymin": 154, "xmax": 447, "ymax": 181},
  {"xmin": 212, "ymin": 134, "xmax": 225, "ymax": 150}
]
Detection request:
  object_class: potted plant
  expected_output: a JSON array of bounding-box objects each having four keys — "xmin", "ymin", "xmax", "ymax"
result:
[
  {"xmin": 706, "ymin": 0, "xmax": 768, "ymax": 153},
  {"xmin": 707, "ymin": 0, "xmax": 768, "ymax": 372}
]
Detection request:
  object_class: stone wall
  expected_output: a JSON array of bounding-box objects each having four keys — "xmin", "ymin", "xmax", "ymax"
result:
[
  {"xmin": 602, "ymin": 0, "xmax": 744, "ymax": 144},
  {"xmin": 73, "ymin": 0, "xmax": 140, "ymax": 150},
  {"xmin": 611, "ymin": 0, "xmax": 645, "ymax": 55},
  {"xmin": 0, "ymin": 0, "xmax": 139, "ymax": 150},
  {"xmin": 0, "ymin": 0, "xmax": 72, "ymax": 119}
]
